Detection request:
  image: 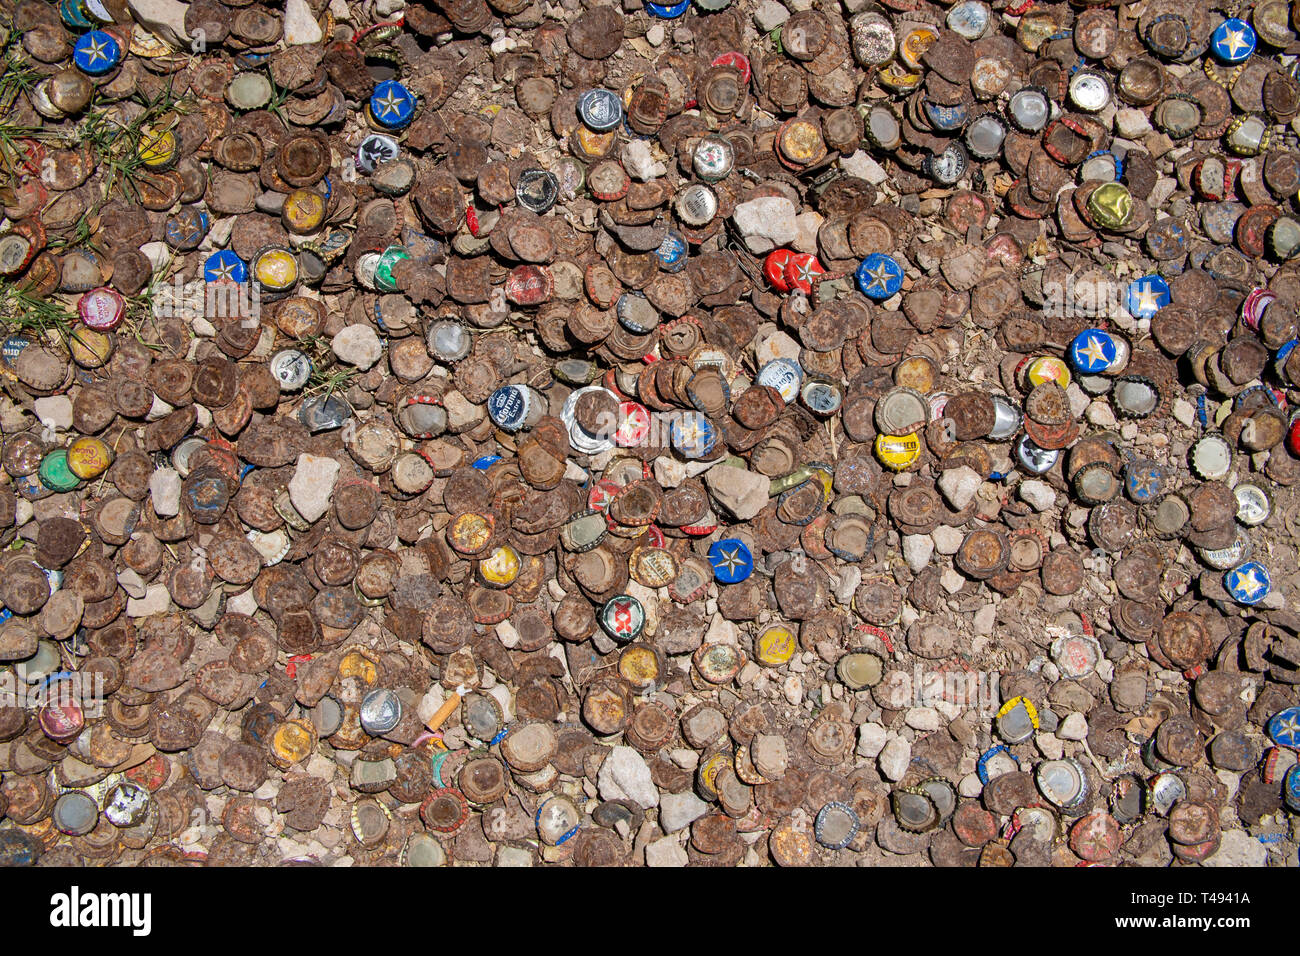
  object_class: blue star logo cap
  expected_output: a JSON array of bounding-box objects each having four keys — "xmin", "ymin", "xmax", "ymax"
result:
[
  {"xmin": 73, "ymin": 30, "xmax": 121, "ymax": 76},
  {"xmin": 204, "ymin": 250, "xmax": 247, "ymax": 284},
  {"xmin": 645, "ymin": 0, "xmax": 691, "ymax": 17},
  {"xmin": 1224, "ymin": 561, "xmax": 1270, "ymax": 605},
  {"xmin": 1067, "ymin": 328, "xmax": 1118, "ymax": 373},
  {"xmin": 1124, "ymin": 460, "xmax": 1163, "ymax": 502},
  {"xmin": 708, "ymin": 537, "xmax": 753, "ymax": 584},
  {"xmin": 369, "ymin": 81, "xmax": 415, "ymax": 130},
  {"xmin": 856, "ymin": 253, "xmax": 903, "ymax": 301},
  {"xmin": 1267, "ymin": 706, "xmax": 1300, "ymax": 749},
  {"xmin": 669, "ymin": 411, "xmax": 717, "ymax": 459},
  {"xmin": 1211, "ymin": 18, "xmax": 1256, "ymax": 64},
  {"xmin": 1126, "ymin": 275, "xmax": 1170, "ymax": 320}
]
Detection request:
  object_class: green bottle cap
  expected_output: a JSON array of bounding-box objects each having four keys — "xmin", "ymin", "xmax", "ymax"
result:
[{"xmin": 39, "ymin": 449, "xmax": 82, "ymax": 493}]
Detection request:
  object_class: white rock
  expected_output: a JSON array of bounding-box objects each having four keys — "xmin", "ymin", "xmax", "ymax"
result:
[
  {"xmin": 375, "ymin": 0, "xmax": 406, "ymax": 14},
  {"xmin": 973, "ymin": 603, "xmax": 997, "ymax": 636},
  {"xmin": 754, "ymin": 329, "xmax": 802, "ymax": 365},
  {"xmin": 1086, "ymin": 401, "xmax": 1117, "ymax": 428},
  {"xmin": 127, "ymin": 583, "xmax": 172, "ymax": 618},
  {"xmin": 646, "ymin": 23, "xmax": 665, "ymax": 46},
  {"xmin": 792, "ymin": 211, "xmax": 823, "ymax": 255},
  {"xmin": 938, "ymin": 466, "xmax": 981, "ymax": 510},
  {"xmin": 283, "ymin": 0, "xmax": 323, "ymax": 44},
  {"xmin": 940, "ymin": 568, "xmax": 967, "ymax": 594},
  {"xmin": 149, "ymin": 468, "xmax": 182, "ymax": 517},
  {"xmin": 753, "ymin": 0, "xmax": 790, "ymax": 31},
  {"xmin": 1202, "ymin": 828, "xmax": 1267, "ymax": 867},
  {"xmin": 878, "ymin": 736, "xmax": 911, "ymax": 781},
  {"xmin": 1058, "ymin": 712, "xmax": 1089, "ymax": 740},
  {"xmin": 442, "ymin": 390, "xmax": 482, "ymax": 431},
  {"xmin": 704, "ymin": 614, "xmax": 739, "ymax": 646},
  {"xmin": 902, "ymin": 534, "xmax": 933, "ymax": 572},
  {"xmin": 931, "ymin": 524, "xmax": 963, "ymax": 555},
  {"xmin": 659, "ymin": 791, "xmax": 709, "ymax": 832},
  {"xmin": 959, "ymin": 772, "xmax": 983, "ymax": 797},
  {"xmin": 332, "ymin": 325, "xmax": 383, "ymax": 370},
  {"xmin": 857, "ymin": 722, "xmax": 887, "ymax": 758},
  {"xmin": 1115, "ymin": 108, "xmax": 1152, "ymax": 139},
  {"xmin": 289, "ymin": 453, "xmax": 340, "ymax": 524},
  {"xmin": 905, "ymin": 707, "xmax": 941, "ymax": 732},
  {"xmin": 840, "ymin": 151, "xmax": 889, "ymax": 185},
  {"xmin": 654, "ymin": 456, "xmax": 687, "ymax": 488},
  {"xmin": 732, "ymin": 197, "xmax": 798, "ymax": 249},
  {"xmin": 1018, "ymin": 479, "xmax": 1056, "ymax": 512},
  {"xmin": 127, "ymin": 0, "xmax": 190, "ymax": 48},
  {"xmin": 621, "ymin": 140, "xmax": 666, "ymax": 181},
  {"xmin": 598, "ymin": 746, "xmax": 659, "ymax": 809},
  {"xmin": 704, "ymin": 466, "xmax": 770, "ymax": 520},
  {"xmin": 497, "ymin": 846, "xmax": 533, "ymax": 866},
  {"xmin": 670, "ymin": 748, "xmax": 699, "ymax": 770},
  {"xmin": 1172, "ymin": 398, "xmax": 1196, "ymax": 427},
  {"xmin": 495, "ymin": 620, "xmax": 520, "ymax": 649},
  {"xmin": 34, "ymin": 396, "xmax": 73, "ymax": 431},
  {"xmin": 645, "ymin": 835, "xmax": 689, "ymax": 867},
  {"xmin": 1035, "ymin": 732, "xmax": 1064, "ymax": 760},
  {"xmin": 782, "ymin": 673, "xmax": 803, "ymax": 705},
  {"xmin": 116, "ymin": 568, "xmax": 148, "ymax": 600}
]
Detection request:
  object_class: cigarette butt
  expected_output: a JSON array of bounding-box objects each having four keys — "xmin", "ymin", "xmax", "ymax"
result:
[{"xmin": 424, "ymin": 685, "xmax": 466, "ymax": 734}]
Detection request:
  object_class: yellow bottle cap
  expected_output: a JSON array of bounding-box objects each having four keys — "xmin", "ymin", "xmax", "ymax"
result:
[
  {"xmin": 1086, "ymin": 181, "xmax": 1133, "ymax": 230},
  {"xmin": 66, "ymin": 436, "xmax": 113, "ymax": 479},
  {"xmin": 479, "ymin": 544, "xmax": 520, "ymax": 587},
  {"xmin": 756, "ymin": 624, "xmax": 797, "ymax": 667},
  {"xmin": 1026, "ymin": 355, "xmax": 1072, "ymax": 389},
  {"xmin": 137, "ymin": 127, "xmax": 177, "ymax": 168},
  {"xmin": 618, "ymin": 645, "xmax": 660, "ymax": 687},
  {"xmin": 270, "ymin": 719, "xmax": 317, "ymax": 766},
  {"xmin": 254, "ymin": 248, "xmax": 299, "ymax": 291},
  {"xmin": 874, "ymin": 432, "xmax": 922, "ymax": 470},
  {"xmin": 68, "ymin": 327, "xmax": 112, "ymax": 368},
  {"xmin": 282, "ymin": 188, "xmax": 326, "ymax": 234}
]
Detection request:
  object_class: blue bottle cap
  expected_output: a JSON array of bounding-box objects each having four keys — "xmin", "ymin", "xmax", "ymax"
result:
[
  {"xmin": 73, "ymin": 30, "xmax": 122, "ymax": 76},
  {"xmin": 1285, "ymin": 764, "xmax": 1300, "ymax": 812},
  {"xmin": 1211, "ymin": 18, "xmax": 1256, "ymax": 64},
  {"xmin": 487, "ymin": 385, "xmax": 531, "ymax": 431},
  {"xmin": 756, "ymin": 358, "xmax": 802, "ymax": 402},
  {"xmin": 1224, "ymin": 561, "xmax": 1270, "ymax": 605},
  {"xmin": 369, "ymin": 80, "xmax": 416, "ymax": 130},
  {"xmin": 61, "ymin": 0, "xmax": 94, "ymax": 30},
  {"xmin": 1126, "ymin": 275, "xmax": 1170, "ymax": 319},
  {"xmin": 1123, "ymin": 459, "xmax": 1163, "ymax": 502},
  {"xmin": 669, "ymin": 411, "xmax": 717, "ymax": 459},
  {"xmin": 472, "ymin": 455, "xmax": 502, "ymax": 470},
  {"xmin": 654, "ymin": 231, "xmax": 689, "ymax": 272},
  {"xmin": 645, "ymin": 0, "xmax": 691, "ymax": 18},
  {"xmin": 856, "ymin": 253, "xmax": 903, "ymax": 300},
  {"xmin": 924, "ymin": 100, "xmax": 968, "ymax": 131},
  {"xmin": 204, "ymin": 250, "xmax": 247, "ymax": 283},
  {"xmin": 708, "ymin": 538, "xmax": 754, "ymax": 584},
  {"xmin": 1067, "ymin": 328, "xmax": 1119, "ymax": 373},
  {"xmin": 577, "ymin": 89, "xmax": 624, "ymax": 133},
  {"xmin": 1267, "ymin": 706, "xmax": 1300, "ymax": 749},
  {"xmin": 165, "ymin": 208, "xmax": 210, "ymax": 250}
]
